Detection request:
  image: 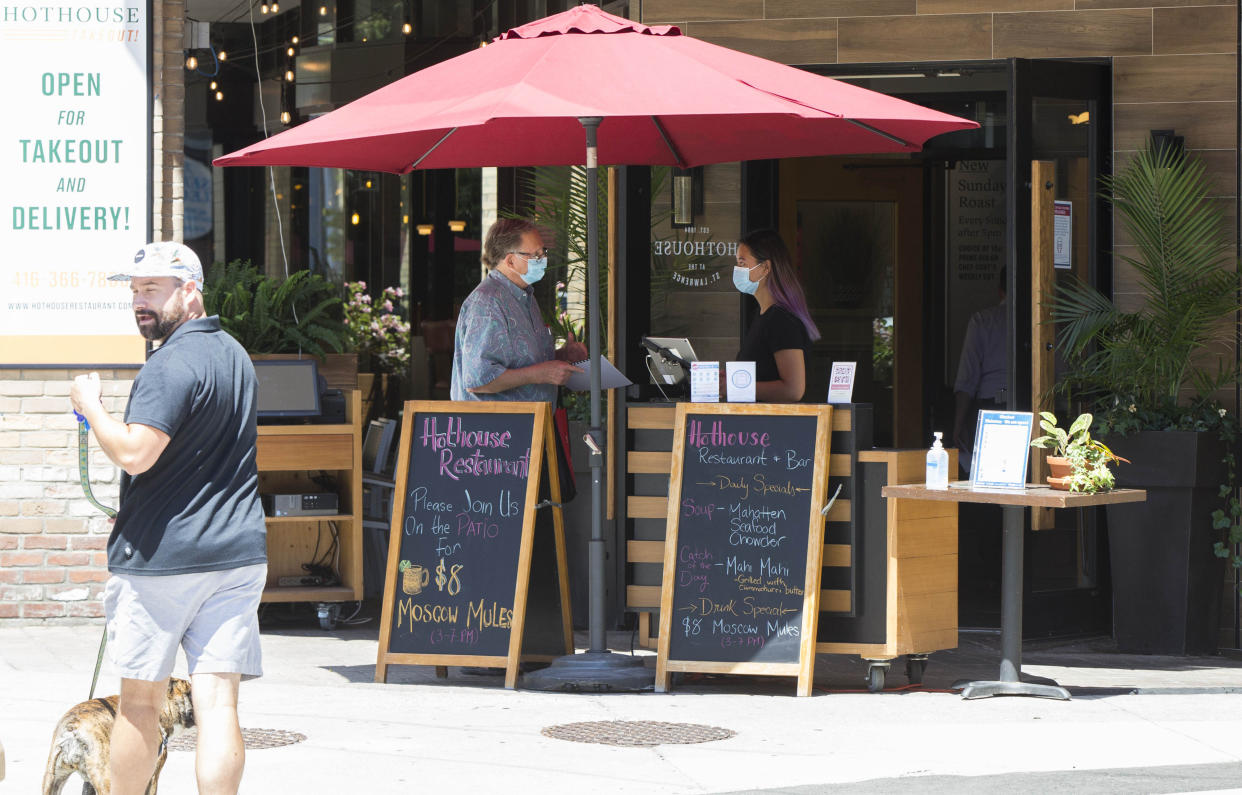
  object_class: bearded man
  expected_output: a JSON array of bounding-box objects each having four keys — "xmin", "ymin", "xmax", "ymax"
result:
[{"xmin": 69, "ymin": 241, "xmax": 267, "ymax": 795}]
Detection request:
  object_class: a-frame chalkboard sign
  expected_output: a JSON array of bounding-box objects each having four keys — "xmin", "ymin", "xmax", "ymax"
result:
[
  {"xmin": 655, "ymin": 403, "xmax": 833, "ymax": 697},
  {"xmin": 375, "ymin": 401, "xmax": 573, "ymax": 688}
]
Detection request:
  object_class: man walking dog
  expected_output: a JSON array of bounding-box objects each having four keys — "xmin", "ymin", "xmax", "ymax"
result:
[{"xmin": 69, "ymin": 242, "xmax": 267, "ymax": 795}]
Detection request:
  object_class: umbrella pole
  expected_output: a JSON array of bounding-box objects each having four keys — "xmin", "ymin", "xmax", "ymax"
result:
[
  {"xmin": 522, "ymin": 117, "xmax": 651, "ymax": 692},
  {"xmin": 584, "ymin": 116, "xmax": 607, "ymax": 656}
]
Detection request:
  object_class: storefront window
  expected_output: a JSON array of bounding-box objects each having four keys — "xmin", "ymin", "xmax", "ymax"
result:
[
  {"xmin": 648, "ymin": 164, "xmax": 742, "ymax": 364},
  {"xmin": 797, "ymin": 200, "xmax": 896, "ymax": 430}
]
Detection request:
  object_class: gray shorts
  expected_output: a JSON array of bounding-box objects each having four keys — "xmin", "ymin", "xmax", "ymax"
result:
[{"xmin": 103, "ymin": 563, "xmax": 267, "ymax": 682}]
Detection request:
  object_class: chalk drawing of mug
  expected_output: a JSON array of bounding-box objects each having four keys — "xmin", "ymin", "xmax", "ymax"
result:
[{"xmin": 400, "ymin": 561, "xmax": 430, "ymax": 595}]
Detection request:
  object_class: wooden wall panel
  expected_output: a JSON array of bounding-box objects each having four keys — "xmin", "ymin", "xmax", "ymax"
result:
[
  {"xmin": 1114, "ymin": 102, "xmax": 1238, "ymax": 150},
  {"xmin": 767, "ymin": 0, "xmax": 914, "ymax": 16},
  {"xmin": 919, "ymin": 0, "xmax": 1069, "ymax": 12},
  {"xmin": 1154, "ymin": 6, "xmax": 1238, "ymax": 54},
  {"xmin": 686, "ymin": 18, "xmax": 838, "ymax": 65},
  {"xmin": 837, "ymin": 14, "xmax": 992, "ymax": 62},
  {"xmin": 1078, "ymin": 0, "xmax": 1233, "ymax": 8},
  {"xmin": 1114, "ymin": 54, "xmax": 1237, "ymax": 103},
  {"xmin": 994, "ymin": 9, "xmax": 1153, "ymax": 58},
  {"xmin": 642, "ymin": 0, "xmax": 761, "ymax": 22}
]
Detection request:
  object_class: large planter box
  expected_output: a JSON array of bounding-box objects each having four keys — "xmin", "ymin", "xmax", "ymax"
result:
[{"xmin": 1104, "ymin": 430, "xmax": 1227, "ymax": 655}]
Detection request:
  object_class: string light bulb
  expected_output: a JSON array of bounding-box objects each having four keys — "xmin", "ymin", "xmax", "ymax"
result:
[
  {"xmin": 291, "ymin": 35, "xmax": 299, "ymax": 44},
  {"xmin": 215, "ymin": 90, "xmax": 224, "ymax": 101},
  {"xmin": 319, "ymin": 5, "xmax": 327, "ymax": 15},
  {"xmin": 209, "ymin": 80, "xmax": 217, "ymax": 90},
  {"xmin": 402, "ymin": 21, "xmax": 411, "ymax": 35},
  {"xmin": 287, "ymin": 47, "xmax": 295, "ymax": 56},
  {"xmin": 351, "ymin": 212, "xmax": 360, "ymax": 225},
  {"xmin": 271, "ymin": 1, "xmax": 278, "ymax": 12},
  {"xmin": 285, "ymin": 70, "xmax": 295, "ymax": 82},
  {"xmin": 260, "ymin": 3, "xmax": 268, "ymax": 14},
  {"xmin": 218, "ymin": 50, "xmax": 227, "ymax": 61},
  {"xmin": 416, "ymin": 223, "xmax": 433, "ymax": 235},
  {"xmin": 280, "ymin": 111, "xmax": 291, "ymax": 124},
  {"xmin": 185, "ymin": 54, "xmax": 198, "ymax": 70},
  {"xmin": 448, "ymin": 220, "xmax": 466, "ymax": 232}
]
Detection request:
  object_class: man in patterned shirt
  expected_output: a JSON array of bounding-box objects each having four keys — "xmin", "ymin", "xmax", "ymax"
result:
[{"xmin": 451, "ymin": 218, "xmax": 587, "ymax": 402}]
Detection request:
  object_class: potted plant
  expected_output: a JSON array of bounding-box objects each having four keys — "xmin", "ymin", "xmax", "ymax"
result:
[
  {"xmin": 202, "ymin": 260, "xmax": 356, "ymax": 388},
  {"xmin": 1051, "ymin": 141, "xmax": 1241, "ymax": 655},
  {"xmin": 1029, "ymin": 411, "xmax": 1127, "ymax": 493},
  {"xmin": 343, "ymin": 281, "xmax": 410, "ymax": 422}
]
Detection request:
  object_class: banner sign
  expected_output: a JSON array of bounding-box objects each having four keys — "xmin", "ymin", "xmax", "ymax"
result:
[{"xmin": 0, "ymin": 1, "xmax": 150, "ymax": 364}]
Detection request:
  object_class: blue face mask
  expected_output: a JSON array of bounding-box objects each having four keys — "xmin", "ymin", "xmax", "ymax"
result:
[
  {"xmin": 522, "ymin": 256, "xmax": 548, "ymax": 286},
  {"xmin": 733, "ymin": 265, "xmax": 761, "ymax": 295}
]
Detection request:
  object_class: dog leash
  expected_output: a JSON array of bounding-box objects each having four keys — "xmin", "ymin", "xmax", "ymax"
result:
[{"xmin": 74, "ymin": 411, "xmax": 115, "ymax": 699}]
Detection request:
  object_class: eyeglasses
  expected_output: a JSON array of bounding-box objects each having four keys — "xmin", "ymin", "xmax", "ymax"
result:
[{"xmin": 510, "ymin": 248, "xmax": 549, "ymax": 260}]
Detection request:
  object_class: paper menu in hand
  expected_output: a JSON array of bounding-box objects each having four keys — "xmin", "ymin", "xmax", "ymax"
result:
[
  {"xmin": 565, "ymin": 356, "xmax": 632, "ymax": 392},
  {"xmin": 969, "ymin": 410, "xmax": 1034, "ymax": 490}
]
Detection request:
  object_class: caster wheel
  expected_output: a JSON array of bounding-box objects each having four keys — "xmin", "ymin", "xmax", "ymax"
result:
[
  {"xmin": 906, "ymin": 656, "xmax": 928, "ymax": 685},
  {"xmin": 317, "ymin": 603, "xmax": 340, "ymax": 631},
  {"xmin": 866, "ymin": 663, "xmax": 888, "ymax": 692}
]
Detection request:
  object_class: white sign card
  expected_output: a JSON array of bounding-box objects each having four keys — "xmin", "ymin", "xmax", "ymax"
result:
[
  {"xmin": 826, "ymin": 361, "xmax": 857, "ymax": 404},
  {"xmin": 689, "ymin": 361, "xmax": 720, "ymax": 403},
  {"xmin": 725, "ymin": 361, "xmax": 755, "ymax": 402},
  {"xmin": 1053, "ymin": 201, "xmax": 1072, "ymax": 269},
  {"xmin": 969, "ymin": 410, "xmax": 1035, "ymax": 490}
]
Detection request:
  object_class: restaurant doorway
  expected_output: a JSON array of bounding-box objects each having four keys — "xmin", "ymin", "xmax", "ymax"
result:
[{"xmin": 763, "ymin": 59, "xmax": 1111, "ymax": 634}]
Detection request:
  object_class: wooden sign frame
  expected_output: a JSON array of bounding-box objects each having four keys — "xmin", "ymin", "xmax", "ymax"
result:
[
  {"xmin": 375, "ymin": 400, "xmax": 573, "ymax": 688},
  {"xmin": 655, "ymin": 403, "xmax": 833, "ymax": 697}
]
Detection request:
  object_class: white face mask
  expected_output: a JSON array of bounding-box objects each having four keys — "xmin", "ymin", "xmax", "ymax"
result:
[
  {"xmin": 733, "ymin": 264, "xmax": 762, "ymax": 295},
  {"xmin": 522, "ymin": 256, "xmax": 548, "ymax": 285}
]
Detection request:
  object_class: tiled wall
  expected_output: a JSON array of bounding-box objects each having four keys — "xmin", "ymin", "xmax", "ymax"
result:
[{"xmin": 641, "ymin": 0, "xmax": 1239, "ymax": 309}]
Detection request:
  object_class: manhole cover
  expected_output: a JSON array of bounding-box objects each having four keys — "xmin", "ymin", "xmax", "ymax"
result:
[
  {"xmin": 541, "ymin": 720, "xmax": 735, "ymax": 747},
  {"xmin": 167, "ymin": 727, "xmax": 306, "ymax": 752}
]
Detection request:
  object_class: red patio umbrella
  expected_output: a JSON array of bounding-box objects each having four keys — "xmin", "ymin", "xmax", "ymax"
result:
[
  {"xmin": 215, "ymin": 6, "xmax": 974, "ymax": 172},
  {"xmin": 216, "ymin": 4, "xmax": 976, "ymax": 691}
]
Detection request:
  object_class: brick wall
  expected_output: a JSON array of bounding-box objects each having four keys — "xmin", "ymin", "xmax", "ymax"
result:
[{"xmin": 0, "ymin": 369, "xmax": 137, "ymax": 622}]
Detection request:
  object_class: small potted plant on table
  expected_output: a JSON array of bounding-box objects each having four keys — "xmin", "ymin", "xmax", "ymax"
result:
[{"xmin": 1029, "ymin": 411, "xmax": 1127, "ymax": 493}]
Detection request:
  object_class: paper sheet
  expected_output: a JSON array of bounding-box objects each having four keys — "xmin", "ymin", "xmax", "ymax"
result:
[{"xmin": 566, "ymin": 356, "xmax": 632, "ymax": 392}]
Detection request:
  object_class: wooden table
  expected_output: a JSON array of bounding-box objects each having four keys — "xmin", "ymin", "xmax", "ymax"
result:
[{"xmin": 881, "ymin": 481, "xmax": 1146, "ymax": 700}]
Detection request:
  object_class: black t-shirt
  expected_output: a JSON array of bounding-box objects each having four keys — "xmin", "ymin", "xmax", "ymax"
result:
[
  {"xmin": 110, "ymin": 316, "xmax": 267, "ymax": 575},
  {"xmin": 736, "ymin": 305, "xmax": 811, "ymax": 384}
]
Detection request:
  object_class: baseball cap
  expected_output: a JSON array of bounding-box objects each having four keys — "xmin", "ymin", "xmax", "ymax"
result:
[{"xmin": 108, "ymin": 241, "xmax": 204, "ymax": 286}]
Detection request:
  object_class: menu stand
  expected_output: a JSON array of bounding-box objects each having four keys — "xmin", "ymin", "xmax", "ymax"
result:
[{"xmin": 881, "ymin": 482, "xmax": 1146, "ymax": 700}]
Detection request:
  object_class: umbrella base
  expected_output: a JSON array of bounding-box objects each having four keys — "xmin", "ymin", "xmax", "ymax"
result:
[{"xmin": 519, "ymin": 650, "xmax": 653, "ymax": 693}]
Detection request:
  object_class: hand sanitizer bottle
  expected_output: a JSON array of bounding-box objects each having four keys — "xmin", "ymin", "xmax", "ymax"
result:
[{"xmin": 926, "ymin": 431, "xmax": 949, "ymax": 490}]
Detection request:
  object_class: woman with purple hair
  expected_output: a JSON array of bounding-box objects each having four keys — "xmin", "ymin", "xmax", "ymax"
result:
[{"xmin": 733, "ymin": 229, "xmax": 821, "ymax": 402}]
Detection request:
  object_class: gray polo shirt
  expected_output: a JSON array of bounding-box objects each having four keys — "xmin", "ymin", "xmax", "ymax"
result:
[
  {"xmin": 450, "ymin": 269, "xmax": 556, "ymax": 404},
  {"xmin": 109, "ymin": 316, "xmax": 267, "ymax": 575}
]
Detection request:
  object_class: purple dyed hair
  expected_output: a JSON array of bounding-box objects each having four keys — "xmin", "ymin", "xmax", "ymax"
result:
[{"xmin": 740, "ymin": 229, "xmax": 821, "ymax": 342}]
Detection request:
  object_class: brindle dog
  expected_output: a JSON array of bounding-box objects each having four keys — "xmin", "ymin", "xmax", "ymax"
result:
[{"xmin": 42, "ymin": 678, "xmax": 194, "ymax": 795}]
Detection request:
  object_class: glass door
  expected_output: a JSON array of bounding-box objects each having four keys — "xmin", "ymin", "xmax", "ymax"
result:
[{"xmin": 1007, "ymin": 58, "xmax": 1112, "ymax": 638}]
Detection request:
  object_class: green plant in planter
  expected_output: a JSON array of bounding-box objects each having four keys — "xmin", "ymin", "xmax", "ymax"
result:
[
  {"xmin": 1030, "ymin": 411, "xmax": 1127, "ymax": 493},
  {"xmin": 202, "ymin": 260, "xmax": 346, "ymax": 358},
  {"xmin": 1050, "ymin": 141, "xmax": 1242, "ymax": 582}
]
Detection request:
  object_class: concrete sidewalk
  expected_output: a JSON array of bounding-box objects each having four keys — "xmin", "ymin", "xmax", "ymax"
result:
[{"xmin": 2, "ymin": 611, "xmax": 1241, "ymax": 794}]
